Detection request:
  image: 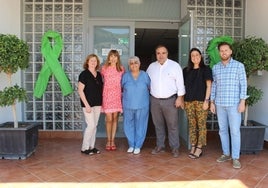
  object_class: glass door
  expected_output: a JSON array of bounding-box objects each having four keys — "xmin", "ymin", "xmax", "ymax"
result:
[
  {"xmin": 88, "ymin": 21, "xmax": 135, "ymax": 137},
  {"xmin": 88, "ymin": 21, "xmax": 135, "ymax": 68},
  {"xmin": 178, "ymin": 11, "xmax": 194, "ymax": 149},
  {"xmin": 179, "ymin": 11, "xmax": 193, "ymax": 68}
]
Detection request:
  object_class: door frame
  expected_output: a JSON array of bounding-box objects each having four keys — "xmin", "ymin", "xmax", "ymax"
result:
[{"xmin": 178, "ymin": 10, "xmax": 194, "ymax": 149}]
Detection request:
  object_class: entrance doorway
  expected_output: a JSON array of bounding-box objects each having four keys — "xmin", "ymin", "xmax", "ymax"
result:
[
  {"xmin": 134, "ymin": 28, "xmax": 179, "ymax": 137},
  {"xmin": 134, "ymin": 28, "xmax": 179, "ymax": 71}
]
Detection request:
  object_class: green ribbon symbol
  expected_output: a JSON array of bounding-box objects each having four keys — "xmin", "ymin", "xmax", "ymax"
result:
[
  {"xmin": 206, "ymin": 35, "xmax": 233, "ymax": 68},
  {"xmin": 34, "ymin": 30, "xmax": 73, "ymax": 98}
]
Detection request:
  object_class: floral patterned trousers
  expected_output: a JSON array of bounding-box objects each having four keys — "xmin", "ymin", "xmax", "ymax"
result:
[{"xmin": 185, "ymin": 101, "xmax": 208, "ymax": 147}]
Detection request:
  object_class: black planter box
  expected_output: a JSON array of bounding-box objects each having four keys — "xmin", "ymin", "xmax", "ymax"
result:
[
  {"xmin": 241, "ymin": 120, "xmax": 268, "ymax": 154},
  {"xmin": 0, "ymin": 122, "xmax": 39, "ymax": 159}
]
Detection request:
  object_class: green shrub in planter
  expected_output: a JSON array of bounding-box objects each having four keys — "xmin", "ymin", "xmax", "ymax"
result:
[
  {"xmin": 246, "ymin": 86, "xmax": 263, "ymax": 107},
  {"xmin": 0, "ymin": 34, "xmax": 29, "ymax": 128},
  {"xmin": 0, "ymin": 85, "xmax": 27, "ymax": 106},
  {"xmin": 232, "ymin": 36, "xmax": 268, "ymax": 126},
  {"xmin": 232, "ymin": 36, "xmax": 268, "ymax": 78}
]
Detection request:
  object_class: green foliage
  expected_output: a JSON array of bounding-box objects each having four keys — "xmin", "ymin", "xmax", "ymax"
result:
[
  {"xmin": 0, "ymin": 34, "xmax": 29, "ymax": 74},
  {"xmin": 232, "ymin": 36, "xmax": 268, "ymax": 78},
  {"xmin": 0, "ymin": 34, "xmax": 29, "ymax": 127},
  {"xmin": 246, "ymin": 86, "xmax": 263, "ymax": 107},
  {"xmin": 232, "ymin": 36, "xmax": 268, "ymax": 107},
  {"xmin": 0, "ymin": 85, "xmax": 27, "ymax": 107}
]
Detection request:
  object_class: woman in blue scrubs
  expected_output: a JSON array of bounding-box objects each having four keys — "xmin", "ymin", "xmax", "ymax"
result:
[{"xmin": 122, "ymin": 56, "xmax": 150, "ymax": 155}]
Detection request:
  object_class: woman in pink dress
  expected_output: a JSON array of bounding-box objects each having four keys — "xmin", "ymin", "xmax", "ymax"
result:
[{"xmin": 101, "ymin": 50, "xmax": 125, "ymax": 151}]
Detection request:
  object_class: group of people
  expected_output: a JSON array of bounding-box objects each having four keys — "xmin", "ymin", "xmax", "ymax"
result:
[{"xmin": 78, "ymin": 42, "xmax": 247, "ymax": 169}]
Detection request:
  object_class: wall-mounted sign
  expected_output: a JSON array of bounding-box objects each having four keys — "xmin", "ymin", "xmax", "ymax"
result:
[{"xmin": 118, "ymin": 38, "xmax": 129, "ymax": 45}]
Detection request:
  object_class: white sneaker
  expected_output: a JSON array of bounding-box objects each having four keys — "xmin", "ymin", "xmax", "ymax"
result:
[
  {"xmin": 127, "ymin": 147, "xmax": 134, "ymax": 153},
  {"xmin": 133, "ymin": 148, "xmax": 140, "ymax": 155}
]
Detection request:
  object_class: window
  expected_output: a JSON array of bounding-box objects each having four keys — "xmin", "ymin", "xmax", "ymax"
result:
[{"xmin": 23, "ymin": 0, "xmax": 84, "ymax": 130}]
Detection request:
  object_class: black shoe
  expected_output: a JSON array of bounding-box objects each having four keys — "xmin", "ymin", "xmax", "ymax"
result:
[
  {"xmin": 92, "ymin": 148, "xmax": 100, "ymax": 154},
  {"xmin": 188, "ymin": 145, "xmax": 196, "ymax": 159},
  {"xmin": 151, "ymin": 146, "xmax": 165, "ymax": 155},
  {"xmin": 81, "ymin": 149, "xmax": 94, "ymax": 155}
]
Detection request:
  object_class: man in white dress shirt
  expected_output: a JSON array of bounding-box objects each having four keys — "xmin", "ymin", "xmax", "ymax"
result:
[{"xmin": 147, "ymin": 45, "xmax": 185, "ymax": 158}]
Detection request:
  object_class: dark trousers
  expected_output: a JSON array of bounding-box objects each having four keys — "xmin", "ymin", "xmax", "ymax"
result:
[{"xmin": 150, "ymin": 95, "xmax": 179, "ymax": 149}]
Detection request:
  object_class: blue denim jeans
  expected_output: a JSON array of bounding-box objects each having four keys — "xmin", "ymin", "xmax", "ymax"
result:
[{"xmin": 216, "ymin": 105, "xmax": 242, "ymax": 159}]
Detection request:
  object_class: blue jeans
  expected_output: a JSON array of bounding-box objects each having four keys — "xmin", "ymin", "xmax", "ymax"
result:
[{"xmin": 216, "ymin": 105, "xmax": 242, "ymax": 159}]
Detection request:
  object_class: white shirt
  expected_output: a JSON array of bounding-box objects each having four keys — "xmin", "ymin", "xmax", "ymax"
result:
[{"xmin": 147, "ymin": 59, "xmax": 185, "ymax": 98}]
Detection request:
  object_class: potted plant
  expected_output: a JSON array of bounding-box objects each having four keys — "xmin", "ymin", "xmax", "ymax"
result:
[
  {"xmin": 232, "ymin": 36, "xmax": 268, "ymax": 126},
  {"xmin": 232, "ymin": 36, "xmax": 268, "ymax": 153},
  {"xmin": 0, "ymin": 34, "xmax": 39, "ymax": 159}
]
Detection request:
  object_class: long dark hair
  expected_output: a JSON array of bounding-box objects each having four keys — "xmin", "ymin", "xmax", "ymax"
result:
[
  {"xmin": 103, "ymin": 49, "xmax": 123, "ymax": 72},
  {"xmin": 186, "ymin": 47, "xmax": 205, "ymax": 71}
]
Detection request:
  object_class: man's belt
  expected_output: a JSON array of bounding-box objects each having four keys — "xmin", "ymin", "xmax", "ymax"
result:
[{"xmin": 152, "ymin": 94, "xmax": 177, "ymax": 100}]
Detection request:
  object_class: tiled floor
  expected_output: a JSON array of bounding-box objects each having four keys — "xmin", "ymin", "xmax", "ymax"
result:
[{"xmin": 1, "ymin": 132, "xmax": 268, "ymax": 188}]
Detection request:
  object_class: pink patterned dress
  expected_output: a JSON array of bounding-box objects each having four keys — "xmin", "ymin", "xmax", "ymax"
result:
[{"xmin": 101, "ymin": 65, "xmax": 125, "ymax": 113}]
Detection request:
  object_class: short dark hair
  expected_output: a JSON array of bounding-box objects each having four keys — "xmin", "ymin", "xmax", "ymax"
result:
[
  {"xmin": 155, "ymin": 44, "xmax": 168, "ymax": 53},
  {"xmin": 218, "ymin": 42, "xmax": 232, "ymax": 50}
]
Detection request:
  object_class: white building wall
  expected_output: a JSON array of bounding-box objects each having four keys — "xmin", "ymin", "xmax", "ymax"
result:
[
  {"xmin": 0, "ymin": 0, "xmax": 22, "ymax": 123},
  {"xmin": 1, "ymin": 0, "xmax": 268, "ymax": 137},
  {"xmin": 245, "ymin": 0, "xmax": 268, "ymax": 140}
]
